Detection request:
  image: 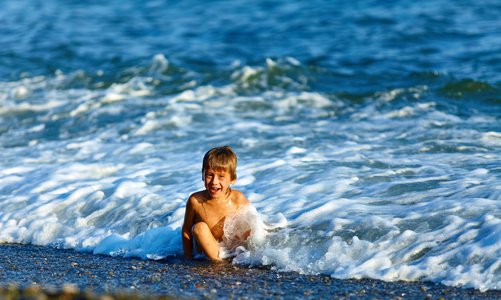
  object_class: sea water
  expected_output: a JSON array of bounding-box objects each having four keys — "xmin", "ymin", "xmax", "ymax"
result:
[{"xmin": 1, "ymin": 0, "xmax": 501, "ymax": 292}]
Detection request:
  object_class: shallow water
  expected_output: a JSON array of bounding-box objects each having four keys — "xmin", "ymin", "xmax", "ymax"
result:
[{"xmin": 1, "ymin": 0, "xmax": 501, "ymax": 292}]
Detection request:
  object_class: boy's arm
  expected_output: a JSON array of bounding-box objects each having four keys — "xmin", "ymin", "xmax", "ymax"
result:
[
  {"xmin": 235, "ymin": 190, "xmax": 252, "ymax": 239},
  {"xmin": 182, "ymin": 197, "xmax": 195, "ymax": 260}
]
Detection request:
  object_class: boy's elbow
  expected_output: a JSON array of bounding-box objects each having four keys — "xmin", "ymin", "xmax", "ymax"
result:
[{"xmin": 182, "ymin": 225, "xmax": 192, "ymax": 239}]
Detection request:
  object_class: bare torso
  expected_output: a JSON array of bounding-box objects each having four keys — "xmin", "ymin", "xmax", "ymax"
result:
[{"xmin": 190, "ymin": 189, "xmax": 248, "ymax": 241}]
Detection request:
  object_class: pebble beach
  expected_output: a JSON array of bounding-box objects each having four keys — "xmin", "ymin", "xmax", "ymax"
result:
[{"xmin": 1, "ymin": 244, "xmax": 501, "ymax": 299}]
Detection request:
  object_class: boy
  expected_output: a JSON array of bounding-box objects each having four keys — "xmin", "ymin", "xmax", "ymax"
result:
[{"xmin": 182, "ymin": 146, "xmax": 250, "ymax": 261}]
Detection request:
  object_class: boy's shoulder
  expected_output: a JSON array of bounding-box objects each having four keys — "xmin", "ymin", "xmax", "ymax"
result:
[
  {"xmin": 231, "ymin": 189, "xmax": 250, "ymax": 205},
  {"xmin": 190, "ymin": 190, "xmax": 206, "ymax": 198},
  {"xmin": 231, "ymin": 189, "xmax": 245, "ymax": 197},
  {"xmin": 187, "ymin": 191, "xmax": 208, "ymax": 204}
]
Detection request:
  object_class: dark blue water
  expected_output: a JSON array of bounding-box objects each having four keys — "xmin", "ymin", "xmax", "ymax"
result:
[{"xmin": 2, "ymin": 0, "xmax": 501, "ymax": 90}]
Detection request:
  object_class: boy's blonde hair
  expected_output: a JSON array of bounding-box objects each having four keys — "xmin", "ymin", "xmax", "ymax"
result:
[{"xmin": 202, "ymin": 146, "xmax": 237, "ymax": 181}]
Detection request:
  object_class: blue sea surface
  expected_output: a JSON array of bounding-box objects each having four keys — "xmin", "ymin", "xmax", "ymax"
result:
[{"xmin": 1, "ymin": 0, "xmax": 501, "ymax": 291}]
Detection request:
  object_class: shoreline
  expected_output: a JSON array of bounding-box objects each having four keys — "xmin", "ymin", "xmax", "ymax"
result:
[{"xmin": 1, "ymin": 243, "xmax": 500, "ymax": 299}]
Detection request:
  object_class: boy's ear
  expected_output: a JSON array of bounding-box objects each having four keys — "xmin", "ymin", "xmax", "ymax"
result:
[{"xmin": 231, "ymin": 175, "xmax": 236, "ymax": 185}]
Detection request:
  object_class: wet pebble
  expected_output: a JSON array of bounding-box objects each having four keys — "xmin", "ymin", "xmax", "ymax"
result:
[{"xmin": 1, "ymin": 244, "xmax": 501, "ymax": 299}]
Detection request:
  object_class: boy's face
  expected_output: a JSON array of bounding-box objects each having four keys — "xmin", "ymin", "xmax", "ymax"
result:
[{"xmin": 203, "ymin": 167, "xmax": 235, "ymax": 200}]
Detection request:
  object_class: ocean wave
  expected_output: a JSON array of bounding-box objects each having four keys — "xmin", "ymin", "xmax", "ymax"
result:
[{"xmin": 1, "ymin": 53, "xmax": 501, "ymax": 291}]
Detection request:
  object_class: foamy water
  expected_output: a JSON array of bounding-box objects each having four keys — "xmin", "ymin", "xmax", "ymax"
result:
[
  {"xmin": 1, "ymin": 56, "xmax": 500, "ymax": 291},
  {"xmin": 2, "ymin": 0, "xmax": 501, "ymax": 292}
]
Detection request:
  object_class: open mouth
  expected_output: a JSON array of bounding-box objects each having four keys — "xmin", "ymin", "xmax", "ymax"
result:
[{"xmin": 209, "ymin": 187, "xmax": 221, "ymax": 194}]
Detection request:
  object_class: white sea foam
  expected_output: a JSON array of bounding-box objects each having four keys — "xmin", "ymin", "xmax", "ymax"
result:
[{"xmin": 0, "ymin": 59, "xmax": 500, "ymax": 291}]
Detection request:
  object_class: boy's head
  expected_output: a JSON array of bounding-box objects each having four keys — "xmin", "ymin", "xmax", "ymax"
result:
[{"xmin": 202, "ymin": 146, "xmax": 237, "ymax": 182}]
